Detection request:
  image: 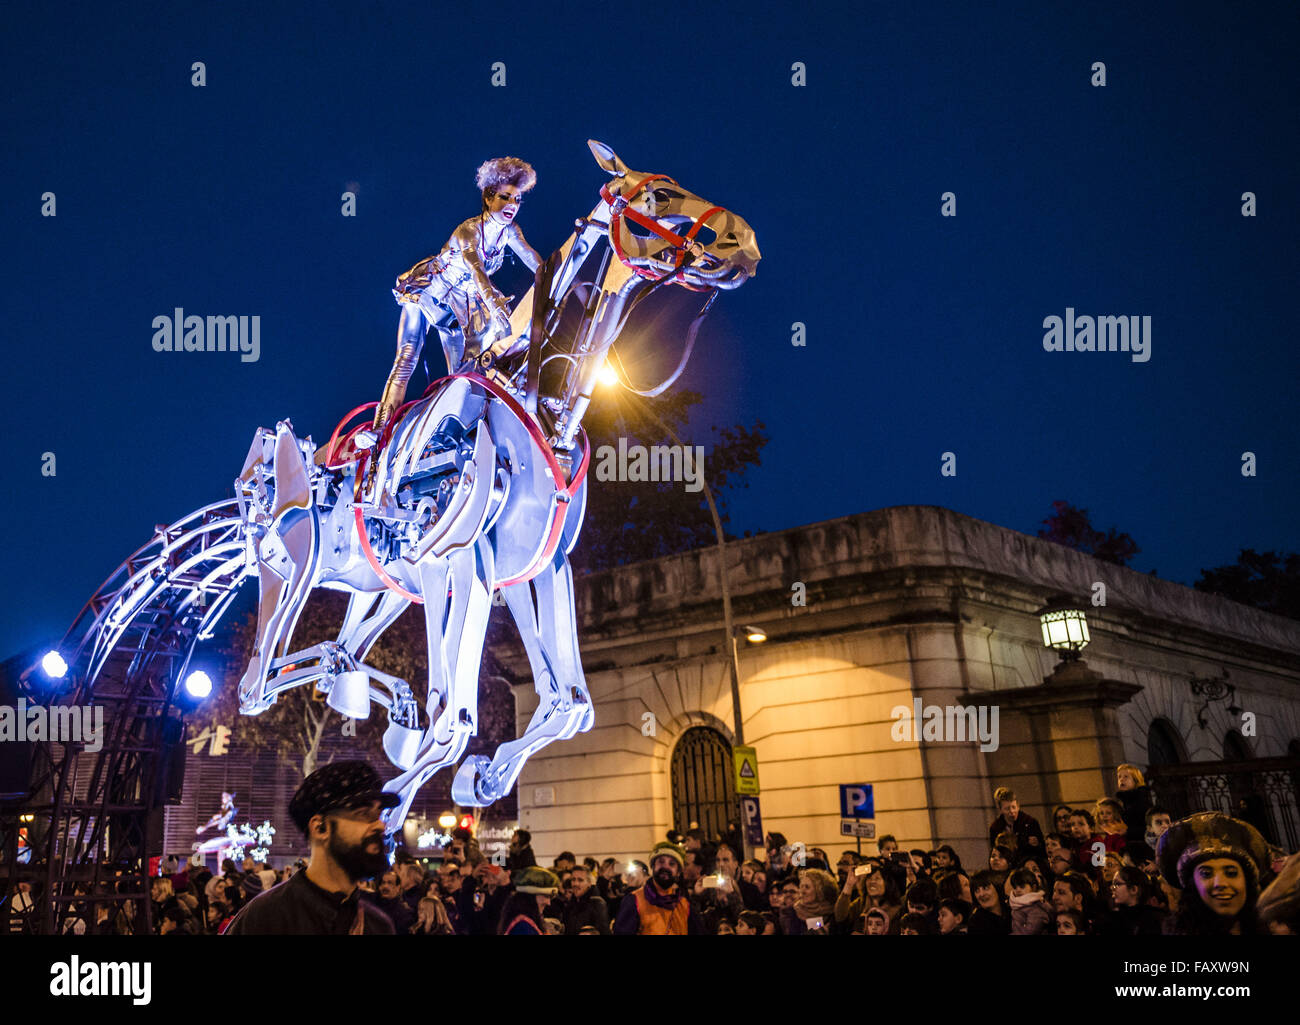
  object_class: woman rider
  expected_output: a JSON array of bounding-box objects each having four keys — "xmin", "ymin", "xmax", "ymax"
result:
[{"xmin": 355, "ymin": 156, "xmax": 543, "ymax": 448}]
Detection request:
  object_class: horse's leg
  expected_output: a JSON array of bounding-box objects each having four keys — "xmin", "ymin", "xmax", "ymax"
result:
[
  {"xmin": 337, "ymin": 588, "xmax": 409, "ymax": 663},
  {"xmin": 237, "ymin": 423, "xmax": 320, "ymax": 713},
  {"xmin": 453, "ymin": 545, "xmax": 591, "ymax": 805},
  {"xmin": 383, "ymin": 537, "xmax": 495, "ymax": 831},
  {"xmin": 236, "ymin": 506, "xmax": 319, "ymax": 714}
]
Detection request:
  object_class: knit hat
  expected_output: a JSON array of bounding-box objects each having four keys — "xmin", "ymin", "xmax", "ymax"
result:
[
  {"xmin": 514, "ymin": 867, "xmax": 560, "ymax": 895},
  {"xmin": 1156, "ymin": 812, "xmax": 1270, "ymax": 890},
  {"xmin": 649, "ymin": 841, "xmax": 686, "ymax": 871}
]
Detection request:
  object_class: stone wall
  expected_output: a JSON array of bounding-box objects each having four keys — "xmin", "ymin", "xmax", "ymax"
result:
[{"xmin": 492, "ymin": 505, "xmax": 1300, "ymax": 869}]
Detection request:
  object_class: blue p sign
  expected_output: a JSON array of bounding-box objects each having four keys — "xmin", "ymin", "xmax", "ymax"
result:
[{"xmin": 840, "ymin": 784, "xmax": 874, "ymax": 819}]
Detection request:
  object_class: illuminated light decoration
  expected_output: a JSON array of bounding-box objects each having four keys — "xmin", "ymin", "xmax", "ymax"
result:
[
  {"xmin": 438, "ymin": 811, "xmax": 458, "ymax": 830},
  {"xmin": 1036, "ymin": 595, "xmax": 1090, "ymax": 660},
  {"xmin": 224, "ymin": 819, "xmax": 277, "ymax": 863},
  {"xmin": 458, "ymin": 814, "xmax": 474, "ymax": 832},
  {"xmin": 184, "ymin": 670, "xmax": 213, "ymax": 699},
  {"xmin": 54, "ymin": 142, "xmax": 758, "ymax": 847},
  {"xmin": 41, "ymin": 651, "xmax": 68, "ymax": 679},
  {"xmin": 417, "ymin": 828, "xmax": 452, "ymax": 850}
]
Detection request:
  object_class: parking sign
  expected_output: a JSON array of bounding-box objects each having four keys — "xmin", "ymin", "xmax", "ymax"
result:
[{"xmin": 840, "ymin": 783, "xmax": 874, "ymax": 819}]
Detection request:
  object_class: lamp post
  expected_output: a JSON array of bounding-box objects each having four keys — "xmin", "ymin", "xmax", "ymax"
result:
[{"xmin": 611, "ymin": 382, "xmax": 759, "ymax": 859}]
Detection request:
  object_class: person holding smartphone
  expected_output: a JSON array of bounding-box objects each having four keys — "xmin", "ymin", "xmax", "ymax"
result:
[{"xmin": 835, "ymin": 859, "xmax": 903, "ymax": 933}]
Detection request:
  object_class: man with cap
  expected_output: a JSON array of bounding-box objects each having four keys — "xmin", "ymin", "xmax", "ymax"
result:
[
  {"xmin": 1157, "ymin": 811, "xmax": 1272, "ymax": 935},
  {"xmin": 223, "ymin": 761, "xmax": 399, "ymax": 934},
  {"xmin": 612, "ymin": 841, "xmax": 704, "ymax": 935}
]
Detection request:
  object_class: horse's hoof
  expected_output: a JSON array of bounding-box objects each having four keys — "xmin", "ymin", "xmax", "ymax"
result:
[
  {"xmin": 451, "ymin": 755, "xmax": 493, "ymax": 806},
  {"xmin": 382, "ymin": 721, "xmax": 422, "ymax": 770}
]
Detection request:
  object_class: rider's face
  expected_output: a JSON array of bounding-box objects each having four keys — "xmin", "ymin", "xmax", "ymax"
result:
[{"xmin": 488, "ymin": 187, "xmax": 522, "ymax": 222}]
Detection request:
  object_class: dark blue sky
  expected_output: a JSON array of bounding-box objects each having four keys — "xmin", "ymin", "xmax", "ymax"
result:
[{"xmin": 4, "ymin": 1, "xmax": 1297, "ymax": 658}]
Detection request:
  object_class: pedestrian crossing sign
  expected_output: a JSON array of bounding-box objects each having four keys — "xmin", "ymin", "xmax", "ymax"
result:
[{"xmin": 733, "ymin": 745, "xmax": 759, "ymax": 794}]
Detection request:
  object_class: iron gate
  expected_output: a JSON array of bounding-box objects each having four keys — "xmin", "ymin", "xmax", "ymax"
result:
[
  {"xmin": 670, "ymin": 727, "xmax": 736, "ymax": 840},
  {"xmin": 1147, "ymin": 756, "xmax": 1300, "ymax": 851}
]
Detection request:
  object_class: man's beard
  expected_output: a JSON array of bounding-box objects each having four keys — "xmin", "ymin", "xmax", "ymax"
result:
[
  {"xmin": 328, "ymin": 825, "xmax": 389, "ymax": 881},
  {"xmin": 652, "ymin": 868, "xmax": 678, "ymax": 890}
]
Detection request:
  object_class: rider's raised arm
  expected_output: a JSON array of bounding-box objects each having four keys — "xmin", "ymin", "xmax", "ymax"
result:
[
  {"xmin": 460, "ymin": 239, "xmax": 510, "ymax": 317},
  {"xmin": 507, "ymin": 223, "xmax": 542, "ymax": 275}
]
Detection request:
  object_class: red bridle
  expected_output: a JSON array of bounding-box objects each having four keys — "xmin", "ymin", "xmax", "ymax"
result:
[{"xmin": 600, "ymin": 175, "xmax": 724, "ymax": 293}]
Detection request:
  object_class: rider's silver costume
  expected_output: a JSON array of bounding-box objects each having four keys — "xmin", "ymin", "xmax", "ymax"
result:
[{"xmin": 370, "ymin": 214, "xmax": 541, "ymax": 441}]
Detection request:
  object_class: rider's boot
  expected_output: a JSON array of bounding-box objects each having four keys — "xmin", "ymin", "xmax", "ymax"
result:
[{"xmin": 354, "ymin": 336, "xmax": 421, "ymax": 450}]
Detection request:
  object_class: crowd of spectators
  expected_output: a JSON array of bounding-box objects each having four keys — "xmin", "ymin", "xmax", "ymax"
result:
[{"xmin": 5, "ymin": 763, "xmax": 1298, "ymax": 936}]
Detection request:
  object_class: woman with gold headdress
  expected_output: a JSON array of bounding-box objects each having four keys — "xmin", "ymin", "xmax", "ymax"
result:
[{"xmin": 356, "ymin": 156, "xmax": 542, "ymax": 448}]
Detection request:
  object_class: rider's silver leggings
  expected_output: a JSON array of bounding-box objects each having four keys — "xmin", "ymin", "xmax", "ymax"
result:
[{"xmin": 372, "ymin": 302, "xmax": 461, "ymax": 437}]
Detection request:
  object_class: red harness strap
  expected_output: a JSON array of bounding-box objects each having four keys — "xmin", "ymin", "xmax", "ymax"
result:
[
  {"xmin": 600, "ymin": 176, "xmax": 725, "ymax": 290},
  {"xmin": 350, "ymin": 374, "xmax": 590, "ymax": 603}
]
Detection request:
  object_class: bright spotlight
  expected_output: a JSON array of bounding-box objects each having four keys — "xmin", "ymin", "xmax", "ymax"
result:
[
  {"xmin": 41, "ymin": 651, "xmax": 68, "ymax": 679},
  {"xmin": 184, "ymin": 671, "xmax": 213, "ymax": 699},
  {"xmin": 597, "ymin": 363, "xmax": 619, "ymax": 387}
]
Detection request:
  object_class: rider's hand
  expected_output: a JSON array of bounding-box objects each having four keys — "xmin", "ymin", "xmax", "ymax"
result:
[{"xmin": 491, "ymin": 310, "xmax": 512, "ymax": 340}]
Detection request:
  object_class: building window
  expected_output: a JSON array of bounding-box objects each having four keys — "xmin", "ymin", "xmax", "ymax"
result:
[
  {"xmin": 670, "ymin": 727, "xmax": 736, "ymax": 841},
  {"xmin": 1223, "ymin": 730, "xmax": 1252, "ymax": 763},
  {"xmin": 1147, "ymin": 718, "xmax": 1184, "ymax": 768}
]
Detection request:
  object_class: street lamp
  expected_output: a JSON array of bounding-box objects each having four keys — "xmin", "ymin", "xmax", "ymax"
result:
[
  {"xmin": 437, "ymin": 811, "xmax": 458, "ymax": 830},
  {"xmin": 41, "ymin": 651, "xmax": 68, "ymax": 679},
  {"xmin": 1036, "ymin": 594, "xmax": 1090, "ymax": 661}
]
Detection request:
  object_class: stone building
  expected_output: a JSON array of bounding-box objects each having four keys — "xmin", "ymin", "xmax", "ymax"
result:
[{"xmin": 492, "ymin": 505, "xmax": 1300, "ymax": 870}]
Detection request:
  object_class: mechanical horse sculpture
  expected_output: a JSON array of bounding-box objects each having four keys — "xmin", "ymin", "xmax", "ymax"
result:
[{"xmin": 98, "ymin": 141, "xmax": 759, "ymax": 839}]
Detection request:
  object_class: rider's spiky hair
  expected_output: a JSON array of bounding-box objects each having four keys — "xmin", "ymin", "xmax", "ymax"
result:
[{"xmin": 476, "ymin": 156, "xmax": 537, "ymax": 195}]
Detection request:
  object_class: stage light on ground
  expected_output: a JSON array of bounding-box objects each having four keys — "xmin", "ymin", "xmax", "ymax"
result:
[
  {"xmin": 41, "ymin": 651, "xmax": 68, "ymax": 679},
  {"xmin": 184, "ymin": 670, "xmax": 213, "ymax": 699}
]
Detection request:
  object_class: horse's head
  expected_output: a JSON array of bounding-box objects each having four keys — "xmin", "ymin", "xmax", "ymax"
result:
[{"xmin": 588, "ymin": 140, "xmax": 760, "ymax": 291}]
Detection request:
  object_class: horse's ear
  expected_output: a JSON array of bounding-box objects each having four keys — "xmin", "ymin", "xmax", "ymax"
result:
[{"xmin": 587, "ymin": 139, "xmax": 628, "ymax": 177}]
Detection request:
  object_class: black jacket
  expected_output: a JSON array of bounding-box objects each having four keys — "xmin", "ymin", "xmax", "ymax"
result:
[
  {"xmin": 1115, "ymin": 786, "xmax": 1153, "ymax": 842},
  {"xmin": 365, "ymin": 892, "xmax": 415, "ymax": 933},
  {"xmin": 1096, "ymin": 902, "xmax": 1166, "ymax": 936},
  {"xmin": 988, "ymin": 811, "xmax": 1045, "ymax": 854},
  {"xmin": 224, "ymin": 870, "xmax": 394, "ymax": 935},
  {"xmin": 967, "ymin": 906, "xmax": 1011, "ymax": 935},
  {"xmin": 562, "ymin": 892, "xmax": 612, "ymax": 935},
  {"xmin": 507, "ymin": 845, "xmax": 537, "ymax": 873}
]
